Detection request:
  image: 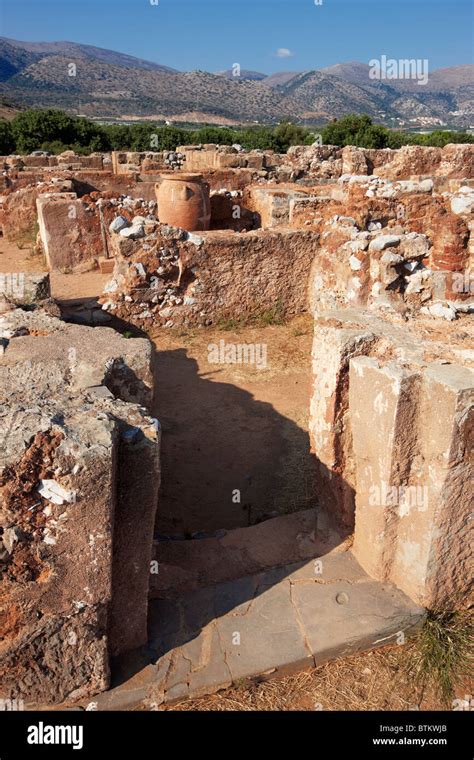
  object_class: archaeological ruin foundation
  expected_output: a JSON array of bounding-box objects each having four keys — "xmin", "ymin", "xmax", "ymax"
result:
[{"xmin": 0, "ymin": 141, "xmax": 472, "ymax": 708}]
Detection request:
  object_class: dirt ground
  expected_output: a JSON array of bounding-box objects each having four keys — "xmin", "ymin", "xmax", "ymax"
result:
[
  {"xmin": 150, "ymin": 316, "xmax": 317, "ymax": 535},
  {"xmin": 0, "ymin": 238, "xmax": 109, "ymax": 300},
  {"xmin": 1, "ymin": 238, "xmax": 318, "ymax": 536}
]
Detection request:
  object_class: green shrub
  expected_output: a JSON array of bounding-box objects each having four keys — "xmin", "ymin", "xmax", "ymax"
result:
[
  {"xmin": 0, "ymin": 119, "xmax": 15, "ymax": 154},
  {"xmin": 3, "ymin": 108, "xmax": 473, "ymax": 156}
]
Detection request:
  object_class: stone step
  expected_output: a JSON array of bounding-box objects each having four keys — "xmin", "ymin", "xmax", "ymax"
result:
[
  {"xmin": 85, "ymin": 549, "xmax": 424, "ymax": 710},
  {"xmin": 150, "ymin": 508, "xmax": 348, "ymax": 598}
]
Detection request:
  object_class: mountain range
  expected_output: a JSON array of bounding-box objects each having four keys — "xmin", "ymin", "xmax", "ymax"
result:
[{"xmin": 0, "ymin": 37, "xmax": 472, "ymax": 128}]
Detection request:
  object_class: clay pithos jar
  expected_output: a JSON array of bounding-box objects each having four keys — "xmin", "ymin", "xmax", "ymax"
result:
[{"xmin": 156, "ymin": 173, "xmax": 211, "ymax": 231}]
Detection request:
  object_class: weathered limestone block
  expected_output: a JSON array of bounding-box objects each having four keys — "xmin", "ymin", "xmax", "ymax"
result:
[
  {"xmin": 342, "ymin": 146, "xmax": 370, "ymax": 176},
  {"xmin": 36, "ymin": 193, "xmax": 104, "ymax": 272},
  {"xmin": 105, "ymin": 400, "xmax": 161, "ymax": 656},
  {"xmin": 0, "ymin": 403, "xmax": 116, "ymax": 704},
  {"xmin": 0, "ymin": 185, "xmax": 42, "ymax": 242},
  {"xmin": 439, "ymin": 144, "xmax": 474, "ymax": 179},
  {"xmin": 0, "ymin": 309, "xmax": 154, "ymax": 407},
  {"xmin": 0, "ymin": 391, "xmax": 161, "ymax": 702},
  {"xmin": 350, "ymin": 357, "xmax": 473, "ymax": 609},
  {"xmin": 244, "ymin": 185, "xmax": 308, "ymax": 228},
  {"xmin": 375, "ymin": 145, "xmax": 442, "ymax": 179},
  {"xmin": 350, "ymin": 357, "xmax": 420, "ymax": 578},
  {"xmin": 309, "ymin": 322, "xmax": 377, "ymax": 531},
  {"xmin": 0, "ymin": 305, "xmax": 160, "ymax": 704},
  {"xmin": 390, "ymin": 364, "xmax": 473, "ymax": 608},
  {"xmin": 178, "ymin": 146, "xmax": 264, "ymax": 173}
]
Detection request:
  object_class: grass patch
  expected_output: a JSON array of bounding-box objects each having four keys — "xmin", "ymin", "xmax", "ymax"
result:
[
  {"xmin": 215, "ymin": 316, "xmax": 245, "ymax": 331},
  {"xmin": 15, "ymin": 221, "xmax": 39, "ymax": 250},
  {"xmin": 216, "ymin": 301, "xmax": 286, "ymax": 331},
  {"xmin": 253, "ymin": 301, "xmax": 285, "ymax": 327},
  {"xmin": 407, "ymin": 606, "xmax": 473, "ymax": 705}
]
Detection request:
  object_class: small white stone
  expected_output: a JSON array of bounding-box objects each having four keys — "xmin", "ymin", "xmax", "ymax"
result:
[{"xmin": 38, "ymin": 479, "xmax": 76, "ymax": 505}]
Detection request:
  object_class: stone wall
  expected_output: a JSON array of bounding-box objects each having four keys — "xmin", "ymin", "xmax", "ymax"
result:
[
  {"xmin": 36, "ymin": 192, "xmax": 105, "ymax": 272},
  {"xmin": 308, "ymin": 308, "xmax": 473, "ymax": 609},
  {"xmin": 177, "ymin": 144, "xmax": 266, "ymax": 172},
  {"xmin": 100, "ymin": 225, "xmax": 320, "ymax": 328},
  {"xmin": 0, "ymin": 307, "xmax": 160, "ymax": 705}
]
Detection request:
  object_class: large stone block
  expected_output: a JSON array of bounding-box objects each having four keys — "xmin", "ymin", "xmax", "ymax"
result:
[
  {"xmin": 0, "ymin": 403, "xmax": 116, "ymax": 705},
  {"xmin": 350, "ymin": 357, "xmax": 420, "ymax": 579},
  {"xmin": 350, "ymin": 357, "xmax": 473, "ymax": 609},
  {"xmin": 0, "ymin": 272, "xmax": 50, "ymax": 305},
  {"xmin": 106, "ymin": 401, "xmax": 161, "ymax": 656},
  {"xmin": 36, "ymin": 193, "xmax": 104, "ymax": 272},
  {"xmin": 0, "ymin": 305, "xmax": 160, "ymax": 703},
  {"xmin": 390, "ymin": 364, "xmax": 473, "ymax": 608},
  {"xmin": 0, "ymin": 309, "xmax": 154, "ymax": 408},
  {"xmin": 309, "ymin": 322, "xmax": 376, "ymax": 531}
]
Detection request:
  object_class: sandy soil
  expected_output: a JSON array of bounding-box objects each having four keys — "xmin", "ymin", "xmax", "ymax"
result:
[
  {"xmin": 0, "ymin": 238, "xmax": 109, "ymax": 300},
  {"xmin": 150, "ymin": 316, "xmax": 317, "ymax": 535}
]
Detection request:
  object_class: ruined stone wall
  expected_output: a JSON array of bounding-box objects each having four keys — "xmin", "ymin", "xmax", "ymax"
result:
[
  {"xmin": 284, "ymin": 143, "xmax": 474, "ymax": 181},
  {"xmin": 4, "ymin": 143, "xmax": 474, "ymax": 186},
  {"xmin": 100, "ymin": 225, "xmax": 320, "ymax": 328},
  {"xmin": 0, "ymin": 307, "xmax": 159, "ymax": 705},
  {"xmin": 303, "ymin": 153, "xmax": 473, "ymax": 610},
  {"xmin": 1, "ymin": 153, "xmax": 106, "ymax": 171},
  {"xmin": 177, "ymin": 144, "xmax": 266, "ymax": 172},
  {"xmin": 308, "ymin": 308, "xmax": 473, "ymax": 610}
]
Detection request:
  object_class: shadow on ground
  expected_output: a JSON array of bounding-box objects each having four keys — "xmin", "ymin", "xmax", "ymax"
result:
[
  {"xmin": 152, "ymin": 348, "xmax": 318, "ymax": 535},
  {"xmin": 109, "ymin": 346, "xmax": 357, "ymax": 695}
]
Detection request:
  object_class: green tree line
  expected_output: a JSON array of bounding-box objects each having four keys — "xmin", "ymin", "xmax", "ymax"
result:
[{"xmin": 0, "ymin": 110, "xmax": 472, "ymax": 156}]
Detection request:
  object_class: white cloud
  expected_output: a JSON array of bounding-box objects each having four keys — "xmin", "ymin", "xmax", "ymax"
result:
[{"xmin": 275, "ymin": 48, "xmax": 294, "ymax": 58}]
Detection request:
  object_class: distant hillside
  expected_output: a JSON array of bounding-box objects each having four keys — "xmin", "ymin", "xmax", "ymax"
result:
[
  {"xmin": 274, "ymin": 70, "xmax": 397, "ymax": 121},
  {"xmin": 215, "ymin": 69, "xmax": 267, "ymax": 81},
  {"xmin": 0, "ymin": 93, "xmax": 21, "ymax": 120},
  {"xmin": 0, "ymin": 37, "xmax": 177, "ymax": 73},
  {"xmin": 320, "ymin": 61, "xmax": 474, "ymax": 93},
  {"xmin": 262, "ymin": 71, "xmax": 303, "ymax": 88},
  {"xmin": 0, "ymin": 38, "xmax": 472, "ymax": 127},
  {"xmin": 2, "ymin": 55, "xmax": 299, "ymax": 122}
]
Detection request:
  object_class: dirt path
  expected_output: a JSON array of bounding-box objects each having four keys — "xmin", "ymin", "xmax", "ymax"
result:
[
  {"xmin": 150, "ymin": 316, "xmax": 317, "ymax": 535},
  {"xmin": 0, "ymin": 239, "xmax": 109, "ymax": 300}
]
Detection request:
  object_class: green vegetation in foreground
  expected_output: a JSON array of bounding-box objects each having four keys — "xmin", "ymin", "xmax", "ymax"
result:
[
  {"xmin": 0, "ymin": 110, "xmax": 472, "ymax": 155},
  {"xmin": 407, "ymin": 607, "xmax": 473, "ymax": 705}
]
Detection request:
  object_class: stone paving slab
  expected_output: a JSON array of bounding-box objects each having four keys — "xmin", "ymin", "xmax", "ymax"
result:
[
  {"xmin": 151, "ymin": 551, "xmax": 423, "ymax": 704},
  {"xmin": 69, "ymin": 549, "xmax": 424, "ymax": 710},
  {"xmin": 150, "ymin": 507, "xmax": 347, "ymax": 599}
]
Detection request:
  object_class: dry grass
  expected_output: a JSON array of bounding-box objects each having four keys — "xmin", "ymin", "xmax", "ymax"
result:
[
  {"xmin": 163, "ymin": 642, "xmax": 473, "ymax": 712},
  {"xmin": 407, "ymin": 607, "xmax": 474, "ymax": 704}
]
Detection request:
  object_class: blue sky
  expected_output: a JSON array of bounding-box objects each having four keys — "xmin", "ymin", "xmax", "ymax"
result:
[{"xmin": 1, "ymin": 0, "xmax": 473, "ymax": 73}]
